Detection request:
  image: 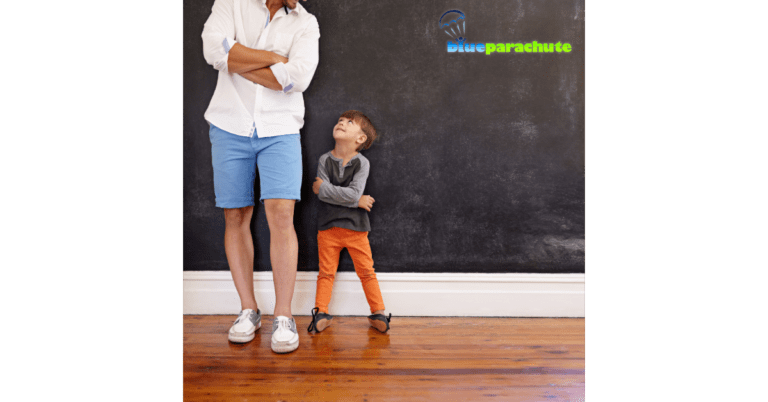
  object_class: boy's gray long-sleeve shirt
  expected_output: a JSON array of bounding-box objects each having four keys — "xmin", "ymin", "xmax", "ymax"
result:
[{"xmin": 316, "ymin": 151, "xmax": 371, "ymax": 232}]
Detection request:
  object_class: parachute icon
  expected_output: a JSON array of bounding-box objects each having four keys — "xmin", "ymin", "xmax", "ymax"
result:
[{"xmin": 439, "ymin": 10, "xmax": 466, "ymax": 44}]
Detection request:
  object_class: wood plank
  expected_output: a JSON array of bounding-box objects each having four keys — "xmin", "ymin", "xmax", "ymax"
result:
[{"xmin": 184, "ymin": 315, "xmax": 584, "ymax": 402}]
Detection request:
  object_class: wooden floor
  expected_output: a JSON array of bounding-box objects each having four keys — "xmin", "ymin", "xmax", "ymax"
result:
[{"xmin": 184, "ymin": 315, "xmax": 584, "ymax": 402}]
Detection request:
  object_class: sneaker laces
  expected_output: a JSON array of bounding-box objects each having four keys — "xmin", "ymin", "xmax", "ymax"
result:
[
  {"xmin": 381, "ymin": 313, "xmax": 392, "ymax": 325},
  {"xmin": 276, "ymin": 317, "xmax": 293, "ymax": 332},
  {"xmin": 234, "ymin": 310, "xmax": 250, "ymax": 325},
  {"xmin": 307, "ymin": 307, "xmax": 319, "ymax": 332}
]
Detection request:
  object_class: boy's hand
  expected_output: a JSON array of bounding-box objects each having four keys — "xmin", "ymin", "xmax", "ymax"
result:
[
  {"xmin": 358, "ymin": 195, "xmax": 375, "ymax": 211},
  {"xmin": 313, "ymin": 177, "xmax": 323, "ymax": 194}
]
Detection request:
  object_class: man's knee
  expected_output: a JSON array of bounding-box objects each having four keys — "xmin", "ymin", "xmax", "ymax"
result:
[
  {"xmin": 265, "ymin": 200, "xmax": 296, "ymax": 230},
  {"xmin": 223, "ymin": 206, "xmax": 253, "ymax": 227}
]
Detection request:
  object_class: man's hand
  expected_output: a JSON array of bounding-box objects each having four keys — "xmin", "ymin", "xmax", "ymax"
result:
[
  {"xmin": 274, "ymin": 54, "xmax": 289, "ymax": 64},
  {"xmin": 228, "ymin": 43, "xmax": 289, "ymax": 74},
  {"xmin": 313, "ymin": 177, "xmax": 323, "ymax": 194},
  {"xmin": 358, "ymin": 195, "xmax": 375, "ymax": 212}
]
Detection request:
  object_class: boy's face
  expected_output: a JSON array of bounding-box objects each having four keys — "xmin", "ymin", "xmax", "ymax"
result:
[{"xmin": 333, "ymin": 116, "xmax": 366, "ymax": 148}]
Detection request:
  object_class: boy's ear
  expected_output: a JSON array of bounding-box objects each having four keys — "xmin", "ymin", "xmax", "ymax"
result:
[{"xmin": 357, "ymin": 134, "xmax": 367, "ymax": 145}]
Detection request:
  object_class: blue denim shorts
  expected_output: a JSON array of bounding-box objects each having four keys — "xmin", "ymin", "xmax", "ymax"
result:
[{"xmin": 209, "ymin": 124, "xmax": 302, "ymax": 208}]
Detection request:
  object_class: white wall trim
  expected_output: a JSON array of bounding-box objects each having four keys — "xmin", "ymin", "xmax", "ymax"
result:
[{"xmin": 184, "ymin": 271, "xmax": 584, "ymax": 317}]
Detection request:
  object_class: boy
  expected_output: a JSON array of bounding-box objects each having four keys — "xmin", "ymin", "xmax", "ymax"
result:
[{"xmin": 307, "ymin": 110, "xmax": 392, "ymax": 334}]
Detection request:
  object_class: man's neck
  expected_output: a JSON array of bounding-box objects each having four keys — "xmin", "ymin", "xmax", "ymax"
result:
[{"xmin": 266, "ymin": 0, "xmax": 285, "ymax": 18}]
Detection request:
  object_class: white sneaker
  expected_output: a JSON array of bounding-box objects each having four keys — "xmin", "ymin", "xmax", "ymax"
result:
[
  {"xmin": 271, "ymin": 316, "xmax": 299, "ymax": 353},
  {"xmin": 228, "ymin": 309, "xmax": 261, "ymax": 343}
]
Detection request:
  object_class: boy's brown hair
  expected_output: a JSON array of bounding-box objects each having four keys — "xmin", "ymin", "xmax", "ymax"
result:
[{"xmin": 341, "ymin": 110, "xmax": 377, "ymax": 151}]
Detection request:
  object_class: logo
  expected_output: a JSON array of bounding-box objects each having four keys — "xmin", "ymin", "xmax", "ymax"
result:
[
  {"xmin": 439, "ymin": 10, "xmax": 466, "ymax": 45},
  {"xmin": 439, "ymin": 10, "xmax": 573, "ymax": 55}
]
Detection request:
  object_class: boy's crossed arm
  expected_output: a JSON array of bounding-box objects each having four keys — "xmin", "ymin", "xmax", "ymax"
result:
[
  {"xmin": 356, "ymin": 194, "xmax": 375, "ymax": 212},
  {"xmin": 313, "ymin": 159, "xmax": 375, "ymax": 212}
]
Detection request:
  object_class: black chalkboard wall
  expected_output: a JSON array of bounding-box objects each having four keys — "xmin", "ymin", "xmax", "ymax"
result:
[{"xmin": 184, "ymin": 0, "xmax": 585, "ymax": 273}]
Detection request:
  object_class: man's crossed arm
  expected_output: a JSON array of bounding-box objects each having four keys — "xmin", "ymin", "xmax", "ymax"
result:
[
  {"xmin": 201, "ymin": 0, "xmax": 318, "ymax": 93},
  {"xmin": 228, "ymin": 43, "xmax": 285, "ymax": 91}
]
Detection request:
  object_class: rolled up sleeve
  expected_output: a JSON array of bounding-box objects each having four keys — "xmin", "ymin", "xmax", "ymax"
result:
[
  {"xmin": 269, "ymin": 62, "xmax": 292, "ymax": 92},
  {"xmin": 271, "ymin": 17, "xmax": 320, "ymax": 93},
  {"xmin": 201, "ymin": 0, "xmax": 236, "ymax": 72}
]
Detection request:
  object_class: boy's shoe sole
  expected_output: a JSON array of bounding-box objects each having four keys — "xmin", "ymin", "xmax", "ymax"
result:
[
  {"xmin": 315, "ymin": 317, "xmax": 333, "ymax": 332},
  {"xmin": 271, "ymin": 333, "xmax": 299, "ymax": 353},
  {"xmin": 368, "ymin": 313, "xmax": 392, "ymax": 333},
  {"xmin": 228, "ymin": 321, "xmax": 261, "ymax": 343},
  {"xmin": 368, "ymin": 318, "xmax": 388, "ymax": 333}
]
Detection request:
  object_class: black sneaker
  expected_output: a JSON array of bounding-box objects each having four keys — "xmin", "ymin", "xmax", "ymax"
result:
[
  {"xmin": 307, "ymin": 307, "xmax": 334, "ymax": 333},
  {"xmin": 367, "ymin": 312, "xmax": 392, "ymax": 333}
]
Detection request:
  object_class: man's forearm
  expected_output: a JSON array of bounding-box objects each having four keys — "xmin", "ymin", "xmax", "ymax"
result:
[
  {"xmin": 228, "ymin": 43, "xmax": 287, "ymax": 74},
  {"xmin": 239, "ymin": 68, "xmax": 283, "ymax": 91}
]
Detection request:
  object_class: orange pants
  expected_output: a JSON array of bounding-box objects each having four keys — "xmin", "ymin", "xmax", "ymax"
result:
[{"xmin": 315, "ymin": 227, "xmax": 385, "ymax": 314}]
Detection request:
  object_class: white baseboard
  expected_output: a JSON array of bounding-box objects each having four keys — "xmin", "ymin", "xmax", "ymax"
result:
[{"xmin": 184, "ymin": 271, "xmax": 584, "ymax": 317}]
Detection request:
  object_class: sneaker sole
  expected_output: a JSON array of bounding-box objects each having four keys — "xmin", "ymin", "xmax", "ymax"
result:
[
  {"xmin": 271, "ymin": 334, "xmax": 299, "ymax": 353},
  {"xmin": 315, "ymin": 317, "xmax": 333, "ymax": 332},
  {"xmin": 228, "ymin": 321, "xmax": 261, "ymax": 343},
  {"xmin": 368, "ymin": 318, "xmax": 389, "ymax": 333}
]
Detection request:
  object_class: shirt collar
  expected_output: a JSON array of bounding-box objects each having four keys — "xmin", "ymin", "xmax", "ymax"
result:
[
  {"xmin": 260, "ymin": 0, "xmax": 303, "ymax": 16},
  {"xmin": 288, "ymin": 3, "xmax": 303, "ymax": 15},
  {"xmin": 329, "ymin": 152, "xmax": 360, "ymax": 165}
]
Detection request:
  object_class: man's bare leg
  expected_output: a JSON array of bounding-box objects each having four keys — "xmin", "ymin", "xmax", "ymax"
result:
[
  {"xmin": 223, "ymin": 206, "xmax": 258, "ymax": 311},
  {"xmin": 264, "ymin": 199, "xmax": 298, "ymax": 319}
]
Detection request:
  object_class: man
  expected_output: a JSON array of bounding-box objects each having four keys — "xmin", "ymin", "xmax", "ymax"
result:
[{"xmin": 201, "ymin": 0, "xmax": 319, "ymax": 354}]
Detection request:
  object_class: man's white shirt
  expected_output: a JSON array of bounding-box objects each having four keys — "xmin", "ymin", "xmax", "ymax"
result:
[{"xmin": 202, "ymin": 0, "xmax": 320, "ymax": 138}]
